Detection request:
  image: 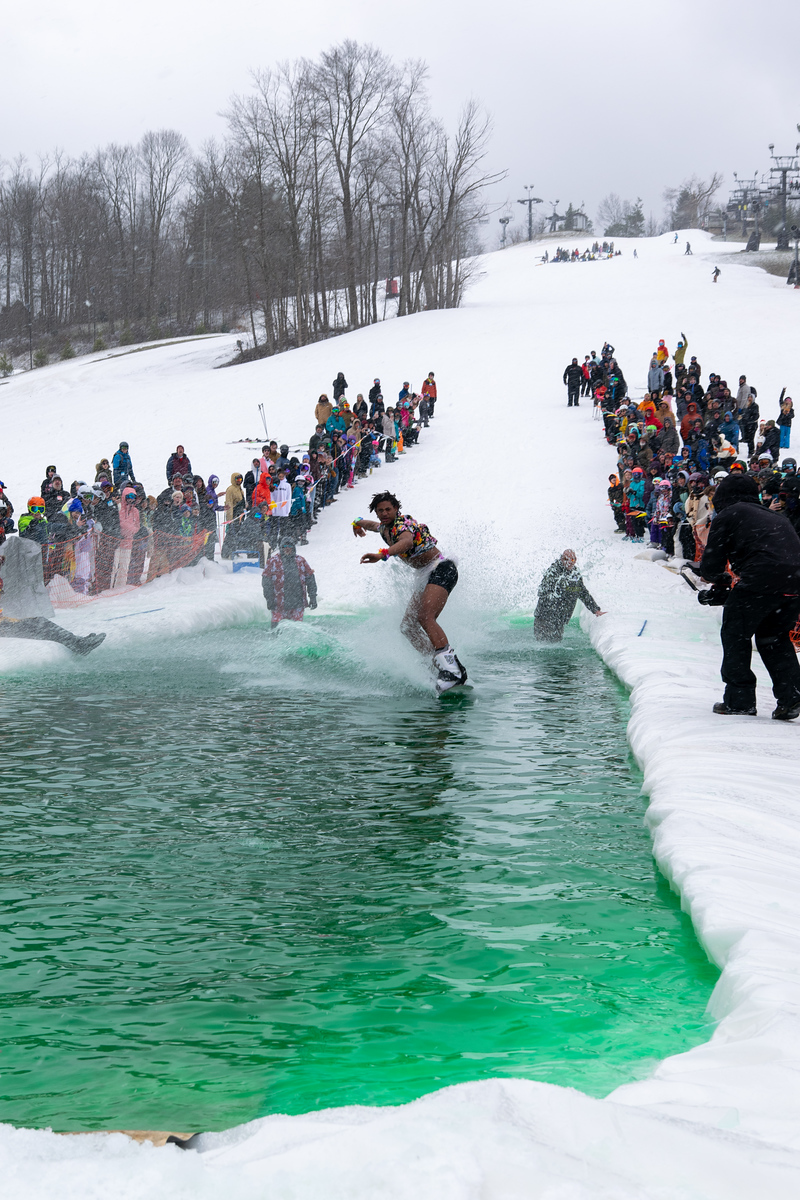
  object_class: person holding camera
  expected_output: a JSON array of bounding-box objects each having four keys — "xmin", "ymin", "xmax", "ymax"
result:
[{"xmin": 697, "ymin": 473, "xmax": 800, "ymax": 720}]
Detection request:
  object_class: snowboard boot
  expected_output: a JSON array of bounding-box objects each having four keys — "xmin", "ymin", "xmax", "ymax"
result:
[
  {"xmin": 712, "ymin": 701, "xmax": 756, "ymax": 716},
  {"xmin": 433, "ymin": 645, "xmax": 468, "ymax": 695},
  {"xmin": 74, "ymin": 632, "xmax": 107, "ymax": 656},
  {"xmin": 772, "ymin": 700, "xmax": 800, "ymax": 721}
]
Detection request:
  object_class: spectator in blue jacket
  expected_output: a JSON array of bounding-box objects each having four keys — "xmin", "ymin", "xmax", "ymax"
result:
[
  {"xmin": 112, "ymin": 442, "xmax": 135, "ymax": 486},
  {"xmin": 326, "ymin": 408, "xmax": 347, "ymax": 435},
  {"xmin": 719, "ymin": 411, "xmax": 740, "ymax": 449}
]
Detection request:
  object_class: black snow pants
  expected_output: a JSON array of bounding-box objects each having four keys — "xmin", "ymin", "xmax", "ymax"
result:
[{"xmin": 720, "ymin": 589, "xmax": 800, "ymax": 711}]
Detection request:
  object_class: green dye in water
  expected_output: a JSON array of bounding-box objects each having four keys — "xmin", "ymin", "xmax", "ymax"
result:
[{"xmin": 0, "ymin": 621, "xmax": 718, "ymax": 1132}]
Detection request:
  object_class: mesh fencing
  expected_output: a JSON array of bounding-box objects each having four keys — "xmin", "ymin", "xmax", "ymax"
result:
[{"xmin": 43, "ymin": 527, "xmax": 213, "ymax": 609}]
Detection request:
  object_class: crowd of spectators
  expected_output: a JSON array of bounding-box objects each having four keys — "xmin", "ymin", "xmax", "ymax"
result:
[
  {"xmin": 566, "ymin": 337, "xmax": 798, "ymax": 560},
  {"xmin": 542, "ymin": 241, "xmax": 620, "ymax": 264},
  {"xmin": 0, "ymin": 371, "xmax": 438, "ymax": 597}
]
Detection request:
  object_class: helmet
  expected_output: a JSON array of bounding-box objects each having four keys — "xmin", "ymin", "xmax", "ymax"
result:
[{"xmin": 713, "ymin": 470, "xmax": 728, "ymax": 480}]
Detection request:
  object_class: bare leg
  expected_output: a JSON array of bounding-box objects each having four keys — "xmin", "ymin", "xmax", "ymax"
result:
[{"xmin": 401, "ymin": 583, "xmax": 450, "ymax": 655}]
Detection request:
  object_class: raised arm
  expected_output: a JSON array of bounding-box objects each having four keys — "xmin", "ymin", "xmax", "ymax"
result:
[{"xmin": 352, "ymin": 518, "xmax": 381, "ymax": 538}]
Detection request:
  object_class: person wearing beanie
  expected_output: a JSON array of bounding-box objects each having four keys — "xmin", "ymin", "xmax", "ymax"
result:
[
  {"xmin": 262, "ymin": 537, "xmax": 317, "ymax": 627},
  {"xmin": 697, "ymin": 472, "xmax": 800, "ymax": 719}
]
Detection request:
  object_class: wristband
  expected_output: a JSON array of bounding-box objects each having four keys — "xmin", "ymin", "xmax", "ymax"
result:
[
  {"xmin": 352, "ymin": 518, "xmax": 364, "ymax": 527},
  {"xmin": 378, "ymin": 548, "xmax": 390, "ymax": 560}
]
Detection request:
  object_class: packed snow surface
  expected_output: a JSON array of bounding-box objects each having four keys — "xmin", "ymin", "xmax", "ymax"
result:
[{"xmin": 2, "ymin": 231, "xmax": 799, "ymax": 1196}]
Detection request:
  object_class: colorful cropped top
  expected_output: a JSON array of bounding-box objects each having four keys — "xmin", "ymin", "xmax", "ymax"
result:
[{"xmin": 380, "ymin": 515, "xmax": 438, "ymax": 561}]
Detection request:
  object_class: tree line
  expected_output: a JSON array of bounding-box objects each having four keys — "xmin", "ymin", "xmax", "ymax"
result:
[{"xmin": 0, "ymin": 41, "xmax": 500, "ymax": 365}]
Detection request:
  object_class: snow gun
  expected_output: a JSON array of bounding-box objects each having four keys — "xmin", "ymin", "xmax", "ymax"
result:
[{"xmin": 679, "ymin": 566, "xmax": 731, "ymax": 607}]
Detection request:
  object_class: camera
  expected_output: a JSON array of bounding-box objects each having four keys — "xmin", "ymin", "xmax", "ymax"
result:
[{"xmin": 698, "ymin": 573, "xmax": 732, "ymax": 606}]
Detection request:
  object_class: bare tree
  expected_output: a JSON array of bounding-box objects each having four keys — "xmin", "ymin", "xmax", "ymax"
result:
[
  {"xmin": 313, "ymin": 40, "xmax": 395, "ymax": 327},
  {"xmin": 138, "ymin": 130, "xmax": 189, "ymax": 328},
  {"xmin": 663, "ymin": 173, "xmax": 723, "ymax": 230}
]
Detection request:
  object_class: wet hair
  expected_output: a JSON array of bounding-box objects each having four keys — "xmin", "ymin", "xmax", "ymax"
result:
[{"xmin": 369, "ymin": 491, "xmax": 401, "ymax": 513}]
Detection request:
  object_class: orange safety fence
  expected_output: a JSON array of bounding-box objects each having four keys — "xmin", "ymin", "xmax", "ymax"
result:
[{"xmin": 42, "ymin": 527, "xmax": 212, "ymax": 609}]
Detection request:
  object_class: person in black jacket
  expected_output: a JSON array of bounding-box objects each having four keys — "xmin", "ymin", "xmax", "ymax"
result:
[
  {"xmin": 697, "ymin": 473, "xmax": 800, "ymax": 719},
  {"xmin": 368, "ymin": 379, "xmax": 382, "ymax": 405},
  {"xmin": 563, "ymin": 359, "xmax": 583, "ymax": 407},
  {"xmin": 44, "ymin": 476, "xmax": 70, "ymax": 518},
  {"xmin": 760, "ymin": 419, "xmax": 781, "ymax": 462},
  {"xmin": 533, "ymin": 551, "xmax": 605, "ymax": 641},
  {"xmin": 739, "ymin": 395, "xmax": 760, "ymax": 458},
  {"xmin": 333, "ymin": 372, "xmax": 348, "ymax": 401}
]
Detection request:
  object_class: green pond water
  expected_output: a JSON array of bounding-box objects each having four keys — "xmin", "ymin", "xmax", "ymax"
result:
[{"xmin": 0, "ymin": 618, "xmax": 717, "ymax": 1132}]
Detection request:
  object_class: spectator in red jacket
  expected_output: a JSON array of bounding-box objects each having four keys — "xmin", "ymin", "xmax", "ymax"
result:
[{"xmin": 166, "ymin": 445, "xmax": 192, "ymax": 483}]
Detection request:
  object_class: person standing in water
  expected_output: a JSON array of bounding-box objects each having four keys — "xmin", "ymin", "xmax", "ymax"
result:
[
  {"xmin": 262, "ymin": 538, "xmax": 317, "ymax": 628},
  {"xmin": 534, "ymin": 550, "xmax": 605, "ymax": 643},
  {"xmin": 353, "ymin": 491, "xmax": 467, "ymax": 693}
]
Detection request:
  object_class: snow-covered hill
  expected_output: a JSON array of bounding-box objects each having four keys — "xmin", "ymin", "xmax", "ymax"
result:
[{"xmin": 4, "ymin": 231, "xmax": 800, "ymax": 1197}]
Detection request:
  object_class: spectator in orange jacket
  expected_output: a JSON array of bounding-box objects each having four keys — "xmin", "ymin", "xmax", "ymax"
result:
[
  {"xmin": 421, "ymin": 372, "xmax": 437, "ymax": 418},
  {"xmin": 254, "ymin": 472, "xmax": 272, "ymax": 511}
]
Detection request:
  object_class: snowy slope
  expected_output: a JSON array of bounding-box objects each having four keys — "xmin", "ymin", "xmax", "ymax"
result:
[{"xmin": 3, "ymin": 231, "xmax": 800, "ymax": 1196}]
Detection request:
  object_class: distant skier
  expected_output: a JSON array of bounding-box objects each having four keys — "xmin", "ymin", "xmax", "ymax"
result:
[
  {"xmin": 353, "ymin": 491, "xmax": 467, "ymax": 694},
  {"xmin": 533, "ymin": 550, "xmax": 605, "ymax": 643},
  {"xmin": 262, "ymin": 538, "xmax": 317, "ymax": 628},
  {"xmin": 712, "ymin": 266, "xmax": 721, "ymax": 283},
  {"xmin": 674, "ymin": 233, "xmax": 679, "ymax": 244},
  {"xmin": 685, "ymin": 241, "xmax": 692, "ymax": 255},
  {"xmin": 633, "ymin": 248, "xmax": 638, "ymax": 258}
]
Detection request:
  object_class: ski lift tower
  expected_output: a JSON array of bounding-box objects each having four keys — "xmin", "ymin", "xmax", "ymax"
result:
[
  {"xmin": 516, "ymin": 186, "xmax": 543, "ymax": 241},
  {"xmin": 729, "ymin": 173, "xmax": 764, "ymax": 248},
  {"xmin": 767, "ymin": 142, "xmax": 800, "ymax": 250}
]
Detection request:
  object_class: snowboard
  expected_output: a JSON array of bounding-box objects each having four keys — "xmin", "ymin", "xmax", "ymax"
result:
[{"xmin": 437, "ymin": 683, "xmax": 474, "ymax": 703}]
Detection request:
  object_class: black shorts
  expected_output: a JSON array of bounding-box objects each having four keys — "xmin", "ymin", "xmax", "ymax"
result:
[{"xmin": 426, "ymin": 558, "xmax": 458, "ymax": 593}]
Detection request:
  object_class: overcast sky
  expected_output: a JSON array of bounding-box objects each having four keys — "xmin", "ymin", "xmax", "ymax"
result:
[{"xmin": 6, "ymin": 0, "xmax": 800, "ymax": 242}]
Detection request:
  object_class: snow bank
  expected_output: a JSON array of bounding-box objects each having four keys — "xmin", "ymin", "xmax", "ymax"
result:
[{"xmin": 2, "ymin": 230, "xmax": 799, "ymax": 1195}]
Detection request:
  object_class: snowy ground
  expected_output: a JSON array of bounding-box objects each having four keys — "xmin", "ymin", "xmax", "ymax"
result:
[{"xmin": 2, "ymin": 231, "xmax": 800, "ymax": 1196}]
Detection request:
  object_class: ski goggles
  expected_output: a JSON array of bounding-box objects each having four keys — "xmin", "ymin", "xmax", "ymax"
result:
[{"xmin": 29, "ymin": 505, "xmax": 45, "ymax": 513}]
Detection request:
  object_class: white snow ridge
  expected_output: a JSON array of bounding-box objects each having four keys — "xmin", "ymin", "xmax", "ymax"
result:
[{"xmin": 2, "ymin": 231, "xmax": 800, "ymax": 1197}]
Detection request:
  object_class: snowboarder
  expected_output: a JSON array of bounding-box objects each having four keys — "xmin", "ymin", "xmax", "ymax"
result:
[
  {"xmin": 685, "ymin": 242, "xmax": 692, "ymax": 255},
  {"xmin": 533, "ymin": 550, "xmax": 605, "ymax": 642},
  {"xmin": 353, "ymin": 492, "xmax": 467, "ymax": 693},
  {"xmin": 262, "ymin": 538, "xmax": 317, "ymax": 628},
  {"xmin": 0, "ymin": 524, "xmax": 105, "ymax": 655},
  {"xmin": 712, "ymin": 266, "xmax": 721, "ymax": 283}
]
